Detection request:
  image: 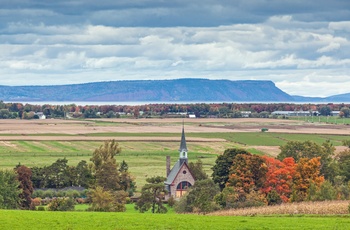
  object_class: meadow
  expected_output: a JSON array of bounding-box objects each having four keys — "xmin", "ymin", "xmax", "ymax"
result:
[{"xmin": 1, "ymin": 209, "xmax": 349, "ymax": 230}]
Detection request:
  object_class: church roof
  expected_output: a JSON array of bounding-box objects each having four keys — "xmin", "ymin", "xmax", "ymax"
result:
[
  {"xmin": 165, "ymin": 160, "xmax": 183, "ymax": 185},
  {"xmin": 178, "ymin": 126, "xmax": 188, "ymax": 152}
]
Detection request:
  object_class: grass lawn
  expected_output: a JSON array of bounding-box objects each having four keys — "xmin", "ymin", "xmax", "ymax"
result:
[{"xmin": 0, "ymin": 209, "xmax": 349, "ymax": 230}]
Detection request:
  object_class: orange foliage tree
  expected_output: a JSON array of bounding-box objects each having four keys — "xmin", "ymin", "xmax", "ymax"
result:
[
  {"xmin": 261, "ymin": 156, "xmax": 296, "ymax": 203},
  {"xmin": 292, "ymin": 157, "xmax": 324, "ymax": 201},
  {"xmin": 227, "ymin": 154, "xmax": 267, "ymax": 193}
]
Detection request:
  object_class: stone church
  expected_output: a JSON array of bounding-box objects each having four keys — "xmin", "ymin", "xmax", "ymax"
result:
[{"xmin": 164, "ymin": 126, "xmax": 195, "ymax": 198}]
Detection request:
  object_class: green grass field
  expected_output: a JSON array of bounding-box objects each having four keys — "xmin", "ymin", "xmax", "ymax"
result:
[
  {"xmin": 289, "ymin": 116, "xmax": 350, "ymax": 125},
  {"xmin": 0, "ymin": 209, "xmax": 349, "ymax": 230}
]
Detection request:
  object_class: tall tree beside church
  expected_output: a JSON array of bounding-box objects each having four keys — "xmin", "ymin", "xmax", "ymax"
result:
[
  {"xmin": 188, "ymin": 159, "xmax": 208, "ymax": 181},
  {"xmin": 15, "ymin": 165, "xmax": 34, "ymax": 209},
  {"xmin": 212, "ymin": 148, "xmax": 249, "ymax": 191}
]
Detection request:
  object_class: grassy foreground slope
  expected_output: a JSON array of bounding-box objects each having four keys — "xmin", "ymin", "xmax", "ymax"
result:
[{"xmin": 1, "ymin": 210, "xmax": 349, "ymax": 230}]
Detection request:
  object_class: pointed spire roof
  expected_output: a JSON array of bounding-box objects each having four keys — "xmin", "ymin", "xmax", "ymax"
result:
[{"xmin": 179, "ymin": 122, "xmax": 188, "ymax": 152}]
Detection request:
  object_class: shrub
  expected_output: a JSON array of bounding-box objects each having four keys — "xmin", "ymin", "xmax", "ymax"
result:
[
  {"xmin": 31, "ymin": 197, "xmax": 42, "ymax": 207},
  {"xmin": 76, "ymin": 198, "xmax": 87, "ymax": 204},
  {"xmin": 167, "ymin": 196, "xmax": 176, "ymax": 207},
  {"xmin": 32, "ymin": 190, "xmax": 44, "ymax": 198},
  {"xmin": 37, "ymin": 206, "xmax": 45, "ymax": 211},
  {"xmin": 56, "ymin": 190, "xmax": 65, "ymax": 197},
  {"xmin": 47, "ymin": 197, "xmax": 75, "ymax": 211},
  {"xmin": 42, "ymin": 190, "xmax": 54, "ymax": 198},
  {"xmin": 125, "ymin": 197, "xmax": 132, "ymax": 204},
  {"xmin": 267, "ymin": 190, "xmax": 283, "ymax": 206}
]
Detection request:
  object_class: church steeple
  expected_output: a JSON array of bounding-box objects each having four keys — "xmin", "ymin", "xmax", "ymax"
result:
[{"xmin": 179, "ymin": 122, "xmax": 188, "ymax": 164}]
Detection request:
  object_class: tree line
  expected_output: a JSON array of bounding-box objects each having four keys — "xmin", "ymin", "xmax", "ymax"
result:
[{"xmin": 0, "ymin": 101, "xmax": 349, "ymax": 119}]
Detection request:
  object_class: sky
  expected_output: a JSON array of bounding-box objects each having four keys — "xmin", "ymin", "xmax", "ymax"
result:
[{"xmin": 1, "ymin": 0, "xmax": 350, "ymax": 97}]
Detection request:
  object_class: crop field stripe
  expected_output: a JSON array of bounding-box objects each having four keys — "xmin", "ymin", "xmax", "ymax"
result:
[
  {"xmin": 16, "ymin": 141, "xmax": 47, "ymax": 152},
  {"xmin": 44, "ymin": 141, "xmax": 80, "ymax": 152}
]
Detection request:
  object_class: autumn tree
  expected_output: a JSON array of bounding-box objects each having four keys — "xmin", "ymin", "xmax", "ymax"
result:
[
  {"xmin": 278, "ymin": 140, "xmax": 335, "ymax": 181},
  {"xmin": 292, "ymin": 157, "xmax": 324, "ymax": 202},
  {"xmin": 227, "ymin": 153, "xmax": 267, "ymax": 193},
  {"xmin": 15, "ymin": 165, "xmax": 34, "ymax": 209},
  {"xmin": 135, "ymin": 176, "xmax": 168, "ymax": 213},
  {"xmin": 261, "ymin": 157, "xmax": 296, "ymax": 203},
  {"xmin": 212, "ymin": 148, "xmax": 249, "ymax": 190}
]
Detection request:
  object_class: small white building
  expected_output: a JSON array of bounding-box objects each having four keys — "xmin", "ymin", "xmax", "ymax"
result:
[
  {"xmin": 34, "ymin": 112, "xmax": 46, "ymax": 119},
  {"xmin": 241, "ymin": 111, "xmax": 251, "ymax": 118}
]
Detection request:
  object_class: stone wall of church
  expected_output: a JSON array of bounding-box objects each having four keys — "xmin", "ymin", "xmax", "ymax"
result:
[{"xmin": 169, "ymin": 164, "xmax": 195, "ymax": 197}]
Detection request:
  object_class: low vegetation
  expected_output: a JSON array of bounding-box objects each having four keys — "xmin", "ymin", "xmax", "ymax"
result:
[{"xmin": 211, "ymin": 200, "xmax": 350, "ymax": 216}]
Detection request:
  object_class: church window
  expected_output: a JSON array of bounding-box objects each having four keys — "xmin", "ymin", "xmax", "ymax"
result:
[{"xmin": 176, "ymin": 181, "xmax": 192, "ymax": 198}]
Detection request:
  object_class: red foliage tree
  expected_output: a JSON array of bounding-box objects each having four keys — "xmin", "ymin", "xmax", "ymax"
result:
[
  {"xmin": 15, "ymin": 165, "xmax": 34, "ymax": 209},
  {"xmin": 261, "ymin": 157, "xmax": 296, "ymax": 202}
]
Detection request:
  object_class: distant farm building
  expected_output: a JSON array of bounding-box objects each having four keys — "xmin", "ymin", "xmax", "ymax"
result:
[
  {"xmin": 271, "ymin": 111, "xmax": 319, "ymax": 117},
  {"xmin": 34, "ymin": 112, "xmax": 46, "ymax": 119},
  {"xmin": 241, "ymin": 111, "xmax": 251, "ymax": 118}
]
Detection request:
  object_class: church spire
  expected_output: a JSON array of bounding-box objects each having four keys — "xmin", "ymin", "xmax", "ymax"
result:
[{"xmin": 179, "ymin": 121, "xmax": 188, "ymax": 163}]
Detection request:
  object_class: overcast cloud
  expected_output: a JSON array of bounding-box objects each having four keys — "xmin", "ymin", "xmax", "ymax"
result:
[{"xmin": 1, "ymin": 0, "xmax": 350, "ymax": 97}]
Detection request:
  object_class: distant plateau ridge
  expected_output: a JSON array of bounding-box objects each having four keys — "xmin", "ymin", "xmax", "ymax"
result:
[{"xmin": 0, "ymin": 79, "xmax": 349, "ymax": 103}]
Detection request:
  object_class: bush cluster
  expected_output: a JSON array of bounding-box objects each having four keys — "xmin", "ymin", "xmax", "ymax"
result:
[{"xmin": 47, "ymin": 197, "xmax": 75, "ymax": 211}]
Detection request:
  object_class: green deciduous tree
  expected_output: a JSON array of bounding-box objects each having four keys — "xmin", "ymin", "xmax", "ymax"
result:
[
  {"xmin": 188, "ymin": 159, "xmax": 208, "ymax": 181},
  {"xmin": 212, "ymin": 148, "xmax": 249, "ymax": 191},
  {"xmin": 319, "ymin": 106, "xmax": 332, "ymax": 116},
  {"xmin": 175, "ymin": 179, "xmax": 219, "ymax": 213},
  {"xmin": 0, "ymin": 170, "xmax": 21, "ymax": 209},
  {"xmin": 90, "ymin": 140, "xmax": 122, "ymax": 191}
]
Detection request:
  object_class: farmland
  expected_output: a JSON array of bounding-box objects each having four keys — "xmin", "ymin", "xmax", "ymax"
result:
[{"xmin": 1, "ymin": 117, "xmax": 350, "ymax": 187}]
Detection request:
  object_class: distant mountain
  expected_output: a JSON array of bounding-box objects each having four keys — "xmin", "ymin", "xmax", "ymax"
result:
[
  {"xmin": 292, "ymin": 93, "xmax": 350, "ymax": 102},
  {"xmin": 0, "ymin": 79, "xmax": 294, "ymax": 102}
]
